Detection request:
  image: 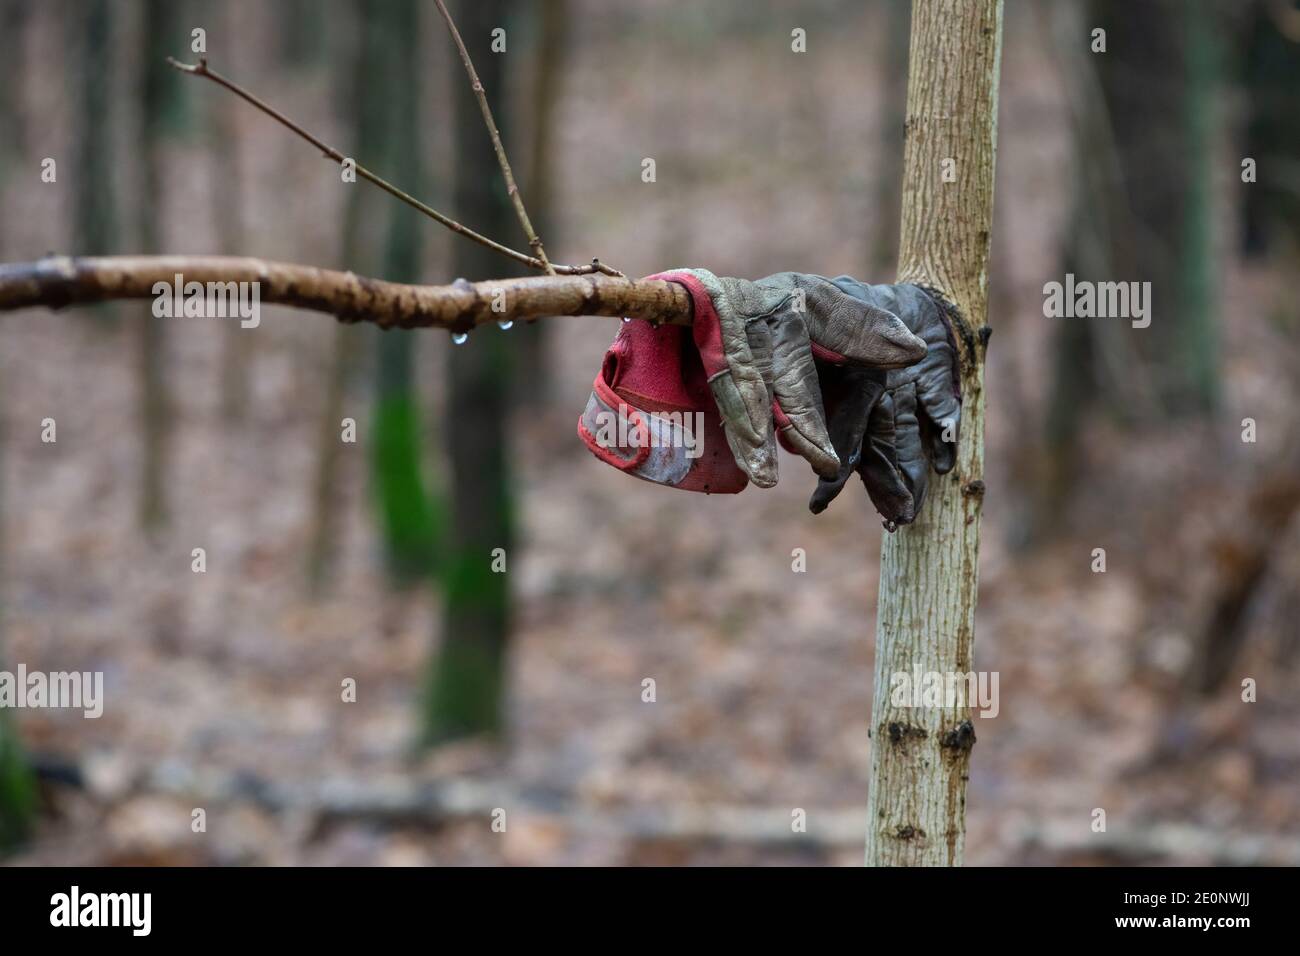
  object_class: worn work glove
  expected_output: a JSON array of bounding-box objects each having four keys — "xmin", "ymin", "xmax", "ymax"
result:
[
  {"xmin": 808, "ymin": 280, "xmax": 962, "ymax": 528},
  {"xmin": 658, "ymin": 269, "xmax": 926, "ymax": 488},
  {"xmin": 578, "ymin": 313, "xmax": 750, "ymax": 494}
]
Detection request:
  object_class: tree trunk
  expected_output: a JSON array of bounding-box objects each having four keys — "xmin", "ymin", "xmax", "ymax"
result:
[
  {"xmin": 1034, "ymin": 1, "xmax": 1109, "ymax": 538},
  {"xmin": 868, "ymin": 0, "xmax": 910, "ymax": 276},
  {"xmin": 1176, "ymin": 0, "xmax": 1219, "ymax": 411},
  {"xmin": 214, "ymin": 1, "xmax": 251, "ymax": 422},
  {"xmin": 0, "ymin": 0, "xmax": 26, "ymax": 187},
  {"xmin": 0, "ymin": 7, "xmax": 35, "ymax": 844},
  {"xmin": 512, "ymin": 0, "xmax": 567, "ymax": 406},
  {"xmin": 864, "ymin": 0, "xmax": 1003, "ymax": 868},
  {"xmin": 1086, "ymin": 0, "xmax": 1219, "ymax": 414},
  {"xmin": 0, "ymin": 705, "xmax": 34, "ymax": 851},
  {"xmin": 74, "ymin": 0, "xmax": 117, "ymax": 260},
  {"xmin": 370, "ymin": 0, "xmax": 440, "ymax": 586},
  {"xmin": 423, "ymin": 0, "xmax": 518, "ymax": 743},
  {"xmin": 277, "ymin": 0, "xmax": 327, "ymax": 69},
  {"xmin": 306, "ymin": 0, "xmax": 377, "ymax": 592},
  {"xmin": 136, "ymin": 0, "xmax": 185, "ymax": 532},
  {"xmin": 1240, "ymin": 0, "xmax": 1300, "ymax": 257}
]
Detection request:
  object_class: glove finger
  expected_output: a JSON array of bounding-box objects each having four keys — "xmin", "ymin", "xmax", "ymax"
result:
[
  {"xmin": 890, "ymin": 381, "xmax": 930, "ymax": 521},
  {"xmin": 745, "ymin": 307, "xmax": 777, "ymax": 390},
  {"xmin": 708, "ymin": 371, "xmax": 778, "ymax": 488},
  {"xmin": 927, "ymin": 412, "xmax": 958, "ymax": 474},
  {"xmin": 800, "ymin": 276, "xmax": 926, "ymax": 368},
  {"xmin": 689, "ymin": 270, "xmax": 778, "ymax": 486},
  {"xmin": 766, "ymin": 315, "xmax": 839, "ymax": 479},
  {"xmin": 918, "ymin": 413, "xmax": 954, "ymax": 480},
  {"xmin": 857, "ymin": 391, "xmax": 915, "ymax": 525},
  {"xmin": 823, "ymin": 366, "xmax": 885, "ymax": 460},
  {"xmin": 809, "ymin": 367, "xmax": 884, "ymax": 514},
  {"xmin": 914, "ymin": 347, "xmax": 961, "ymax": 475},
  {"xmin": 744, "ymin": 317, "xmax": 781, "ymax": 484},
  {"xmin": 775, "ymin": 402, "xmax": 836, "ymax": 481},
  {"xmin": 903, "ymin": 285, "xmax": 962, "ymax": 473}
]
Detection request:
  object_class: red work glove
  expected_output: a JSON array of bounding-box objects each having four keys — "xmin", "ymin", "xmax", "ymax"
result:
[
  {"xmin": 577, "ymin": 311, "xmax": 748, "ymax": 494},
  {"xmin": 579, "ymin": 269, "xmax": 925, "ymax": 494}
]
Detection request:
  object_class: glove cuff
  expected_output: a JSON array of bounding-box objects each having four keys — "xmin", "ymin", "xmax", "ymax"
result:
[
  {"xmin": 577, "ymin": 314, "xmax": 747, "ymax": 495},
  {"xmin": 647, "ymin": 269, "xmax": 728, "ymax": 379}
]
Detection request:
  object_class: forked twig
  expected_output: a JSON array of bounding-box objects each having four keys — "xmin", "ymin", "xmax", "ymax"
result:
[
  {"xmin": 167, "ymin": 58, "xmax": 622, "ymax": 278},
  {"xmin": 433, "ymin": 0, "xmax": 554, "ymax": 275}
]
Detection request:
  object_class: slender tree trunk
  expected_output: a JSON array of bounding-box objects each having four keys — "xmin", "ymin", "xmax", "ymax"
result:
[
  {"xmin": 1240, "ymin": 0, "xmax": 1300, "ymax": 257},
  {"xmin": 423, "ymin": 0, "xmax": 518, "ymax": 742},
  {"xmin": 865, "ymin": 0, "xmax": 1003, "ymax": 868},
  {"xmin": 1176, "ymin": 0, "xmax": 1219, "ymax": 410},
  {"xmin": 75, "ymin": 0, "xmax": 117, "ymax": 259},
  {"xmin": 0, "ymin": 0, "xmax": 26, "ymax": 186},
  {"xmin": 214, "ymin": 2, "xmax": 251, "ymax": 422},
  {"xmin": 370, "ymin": 0, "xmax": 440, "ymax": 585},
  {"xmin": 1087, "ymin": 0, "xmax": 1219, "ymax": 414},
  {"xmin": 868, "ymin": 0, "xmax": 910, "ymax": 276},
  {"xmin": 308, "ymin": 324, "xmax": 362, "ymax": 592},
  {"xmin": 0, "ymin": 6, "xmax": 35, "ymax": 848},
  {"xmin": 306, "ymin": 0, "xmax": 376, "ymax": 592},
  {"xmin": 136, "ymin": 0, "xmax": 185, "ymax": 532},
  {"xmin": 1035, "ymin": 2, "xmax": 1105, "ymax": 538},
  {"xmin": 512, "ymin": 0, "xmax": 566, "ymax": 405},
  {"xmin": 277, "ymin": 0, "xmax": 326, "ymax": 69},
  {"xmin": 0, "ymin": 416, "xmax": 35, "ymax": 851}
]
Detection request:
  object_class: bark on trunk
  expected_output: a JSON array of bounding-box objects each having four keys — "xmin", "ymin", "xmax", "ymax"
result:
[{"xmin": 864, "ymin": 0, "xmax": 1003, "ymax": 868}]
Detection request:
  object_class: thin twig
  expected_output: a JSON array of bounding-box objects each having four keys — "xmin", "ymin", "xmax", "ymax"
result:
[
  {"xmin": 433, "ymin": 0, "xmax": 554, "ymax": 275},
  {"xmin": 166, "ymin": 58, "xmax": 622, "ymax": 278},
  {"xmin": 0, "ymin": 255, "xmax": 688, "ymax": 329}
]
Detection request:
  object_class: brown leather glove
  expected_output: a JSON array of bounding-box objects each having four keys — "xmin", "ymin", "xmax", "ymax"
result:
[
  {"xmin": 808, "ymin": 280, "xmax": 961, "ymax": 528},
  {"xmin": 661, "ymin": 269, "xmax": 926, "ymax": 488}
]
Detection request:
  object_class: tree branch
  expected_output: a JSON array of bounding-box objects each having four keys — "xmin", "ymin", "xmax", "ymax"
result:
[
  {"xmin": 166, "ymin": 57, "xmax": 622, "ymax": 278},
  {"xmin": 0, "ymin": 255, "xmax": 689, "ymax": 329},
  {"xmin": 433, "ymin": 0, "xmax": 555, "ymax": 275}
]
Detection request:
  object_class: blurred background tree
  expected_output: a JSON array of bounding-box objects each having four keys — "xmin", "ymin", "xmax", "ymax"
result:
[
  {"xmin": 307, "ymin": 0, "xmax": 373, "ymax": 592},
  {"xmin": 276, "ymin": 0, "xmax": 327, "ymax": 69},
  {"xmin": 309, "ymin": 0, "xmax": 442, "ymax": 594},
  {"xmin": 423, "ymin": 0, "xmax": 519, "ymax": 743},
  {"xmin": 511, "ymin": 0, "xmax": 567, "ymax": 406},
  {"xmin": 136, "ymin": 0, "xmax": 190, "ymax": 532},
  {"xmin": 368, "ymin": 0, "xmax": 443, "ymax": 586},
  {"xmin": 0, "ymin": 1, "xmax": 25, "ymax": 190},
  {"xmin": 72, "ymin": 0, "xmax": 118, "ymax": 263},
  {"xmin": 1241, "ymin": 0, "xmax": 1300, "ymax": 259},
  {"xmin": 0, "ymin": 1, "xmax": 35, "ymax": 845},
  {"xmin": 1033, "ymin": 0, "xmax": 1225, "ymax": 538},
  {"xmin": 0, "ymin": 710, "xmax": 35, "ymax": 851},
  {"xmin": 213, "ymin": 0, "xmax": 251, "ymax": 422},
  {"xmin": 0, "ymin": 443, "xmax": 34, "ymax": 852}
]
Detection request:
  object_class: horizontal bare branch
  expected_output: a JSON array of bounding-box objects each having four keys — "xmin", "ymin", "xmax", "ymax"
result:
[{"xmin": 0, "ymin": 255, "xmax": 691, "ymax": 330}]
